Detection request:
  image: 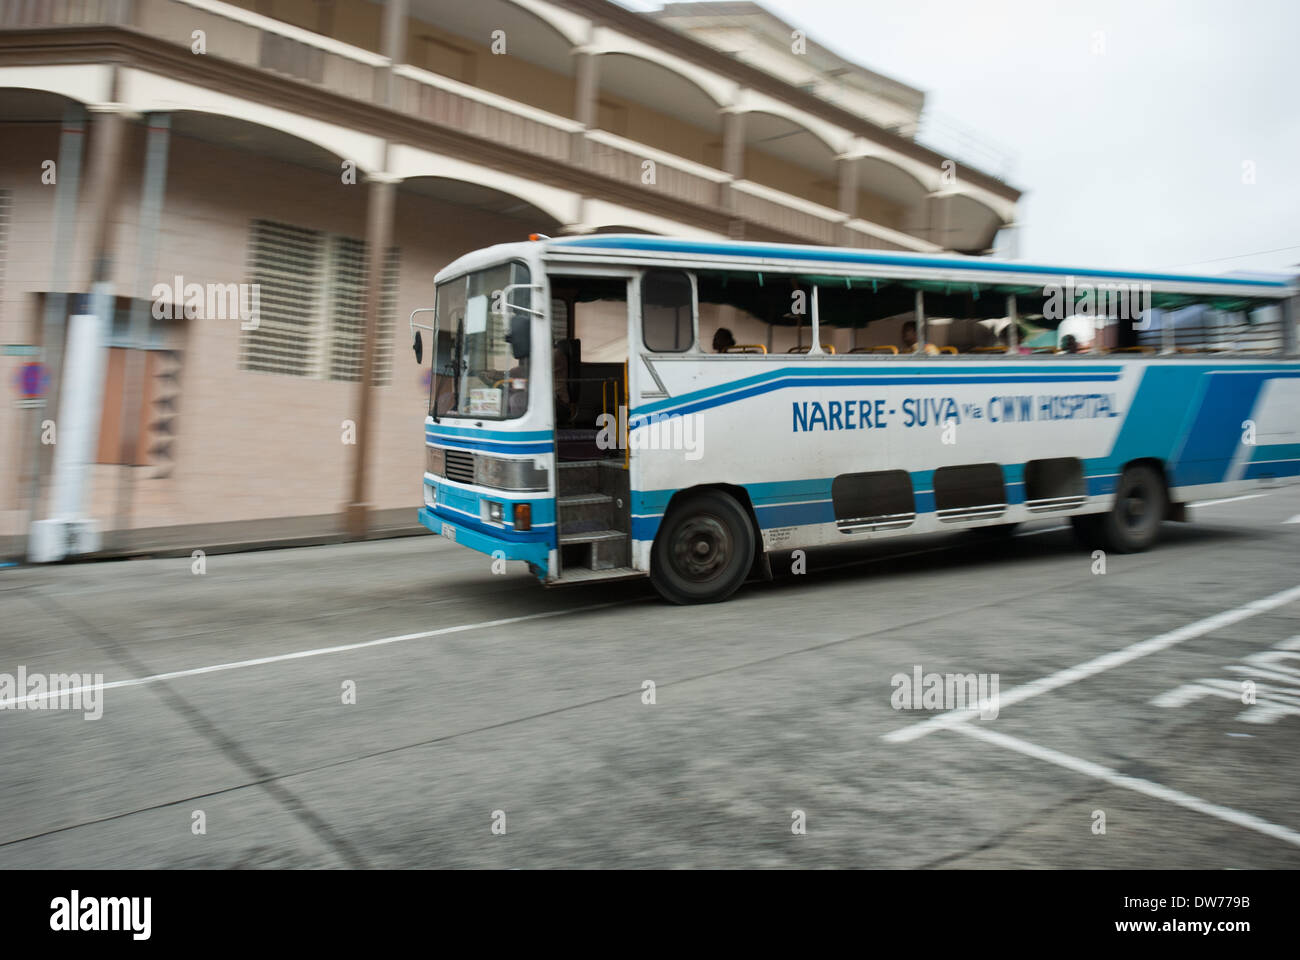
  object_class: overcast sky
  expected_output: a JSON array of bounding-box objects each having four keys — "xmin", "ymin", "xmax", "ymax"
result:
[{"xmin": 625, "ymin": 0, "xmax": 1300, "ymax": 276}]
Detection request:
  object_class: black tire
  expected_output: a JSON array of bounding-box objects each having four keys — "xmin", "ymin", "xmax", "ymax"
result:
[
  {"xmin": 650, "ymin": 490, "xmax": 755, "ymax": 604},
  {"xmin": 1096, "ymin": 463, "xmax": 1168, "ymax": 553}
]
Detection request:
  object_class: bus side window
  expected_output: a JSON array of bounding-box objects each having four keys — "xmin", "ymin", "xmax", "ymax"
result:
[{"xmin": 642, "ymin": 270, "xmax": 694, "ymax": 352}]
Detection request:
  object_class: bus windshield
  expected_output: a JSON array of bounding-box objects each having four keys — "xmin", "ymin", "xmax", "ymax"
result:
[{"xmin": 431, "ymin": 261, "xmax": 532, "ymax": 420}]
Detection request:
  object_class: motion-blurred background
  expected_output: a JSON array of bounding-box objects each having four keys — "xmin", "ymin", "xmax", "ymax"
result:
[{"xmin": 0, "ymin": 0, "xmax": 1295, "ymax": 562}]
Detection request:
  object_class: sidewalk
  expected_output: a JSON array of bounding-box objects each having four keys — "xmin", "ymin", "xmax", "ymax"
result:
[{"xmin": 0, "ymin": 507, "xmax": 428, "ymax": 564}]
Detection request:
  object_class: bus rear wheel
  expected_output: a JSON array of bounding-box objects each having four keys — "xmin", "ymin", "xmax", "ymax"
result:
[
  {"xmin": 1076, "ymin": 463, "xmax": 1167, "ymax": 553},
  {"xmin": 651, "ymin": 490, "xmax": 755, "ymax": 604}
]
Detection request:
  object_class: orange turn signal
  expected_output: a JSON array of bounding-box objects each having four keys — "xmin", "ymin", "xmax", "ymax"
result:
[{"xmin": 514, "ymin": 503, "xmax": 531, "ymax": 531}]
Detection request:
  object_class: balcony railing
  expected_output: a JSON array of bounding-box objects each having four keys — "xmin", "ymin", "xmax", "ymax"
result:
[
  {"xmin": 0, "ymin": 0, "xmax": 131, "ymax": 26},
  {"xmin": 730, "ymin": 180, "xmax": 839, "ymax": 246},
  {"xmin": 583, "ymin": 129, "xmax": 727, "ymax": 210},
  {"xmin": 1, "ymin": 0, "xmax": 936, "ymax": 250},
  {"xmin": 392, "ymin": 64, "xmax": 577, "ymax": 167}
]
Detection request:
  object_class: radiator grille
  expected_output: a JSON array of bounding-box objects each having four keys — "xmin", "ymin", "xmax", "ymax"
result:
[{"xmin": 444, "ymin": 449, "xmax": 475, "ymax": 484}]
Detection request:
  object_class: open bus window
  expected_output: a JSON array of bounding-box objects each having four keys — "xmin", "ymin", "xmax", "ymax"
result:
[
  {"xmin": 1009, "ymin": 289, "xmax": 1287, "ymax": 355},
  {"xmin": 695, "ymin": 270, "xmax": 924, "ymax": 354}
]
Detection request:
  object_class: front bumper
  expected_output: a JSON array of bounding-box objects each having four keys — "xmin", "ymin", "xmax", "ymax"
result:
[{"xmin": 418, "ymin": 506, "xmax": 550, "ymax": 575}]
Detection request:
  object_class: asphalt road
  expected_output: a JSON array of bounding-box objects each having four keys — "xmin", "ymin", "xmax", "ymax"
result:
[{"xmin": 2, "ymin": 484, "xmax": 1299, "ymax": 869}]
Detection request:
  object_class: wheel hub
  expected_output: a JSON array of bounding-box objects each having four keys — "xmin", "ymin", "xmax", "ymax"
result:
[
  {"xmin": 672, "ymin": 516, "xmax": 730, "ymax": 580},
  {"xmin": 1123, "ymin": 486, "xmax": 1150, "ymax": 528}
]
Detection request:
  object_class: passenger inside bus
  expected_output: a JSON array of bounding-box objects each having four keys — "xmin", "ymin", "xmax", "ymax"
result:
[{"xmin": 901, "ymin": 320, "xmax": 940, "ymax": 355}]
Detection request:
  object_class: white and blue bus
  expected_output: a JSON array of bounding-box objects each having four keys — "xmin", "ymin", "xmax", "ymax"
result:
[{"xmin": 411, "ymin": 236, "xmax": 1299, "ymax": 603}]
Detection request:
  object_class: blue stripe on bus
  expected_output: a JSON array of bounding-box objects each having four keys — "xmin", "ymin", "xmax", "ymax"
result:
[
  {"xmin": 1250, "ymin": 443, "xmax": 1300, "ymax": 464},
  {"xmin": 1106, "ymin": 368, "xmax": 1300, "ymax": 487},
  {"xmin": 425, "ymin": 423, "xmax": 554, "ymax": 442},
  {"xmin": 1243, "ymin": 459, "xmax": 1300, "ymax": 481},
  {"xmin": 432, "ymin": 480, "xmax": 557, "ymax": 528},
  {"xmin": 626, "ymin": 443, "xmax": 1298, "ymax": 542},
  {"xmin": 419, "ymin": 508, "xmax": 552, "ymax": 568},
  {"xmin": 630, "ymin": 372, "xmax": 1123, "ymax": 427},
  {"xmin": 552, "ymin": 236, "xmax": 1294, "ymax": 290},
  {"xmin": 428, "ymin": 434, "xmax": 554, "ymax": 455},
  {"xmin": 425, "ymin": 502, "xmax": 557, "ymax": 546},
  {"xmin": 631, "ymin": 364, "xmax": 1122, "ymax": 420}
]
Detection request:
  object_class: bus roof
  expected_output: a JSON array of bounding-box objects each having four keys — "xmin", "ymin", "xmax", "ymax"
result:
[
  {"xmin": 543, "ymin": 235, "xmax": 1298, "ymax": 301},
  {"xmin": 432, "ymin": 235, "xmax": 1298, "ymax": 301}
]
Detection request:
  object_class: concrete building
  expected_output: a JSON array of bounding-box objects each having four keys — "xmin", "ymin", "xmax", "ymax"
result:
[{"xmin": 0, "ymin": 0, "xmax": 1022, "ymax": 557}]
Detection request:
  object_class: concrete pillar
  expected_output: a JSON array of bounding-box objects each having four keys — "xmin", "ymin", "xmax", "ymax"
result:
[
  {"xmin": 928, "ymin": 192, "xmax": 952, "ymax": 251},
  {"xmin": 110, "ymin": 112, "xmax": 171, "ymax": 547},
  {"xmin": 29, "ymin": 100, "xmax": 130, "ymax": 562},
  {"xmin": 345, "ymin": 0, "xmax": 407, "ymax": 539},
  {"xmin": 836, "ymin": 155, "xmax": 858, "ymax": 246},
  {"xmin": 344, "ymin": 170, "xmax": 399, "ymax": 538},
  {"xmin": 836, "ymin": 156, "xmax": 859, "ymax": 219},
  {"xmin": 721, "ymin": 105, "xmax": 745, "ymax": 236},
  {"xmin": 375, "ymin": 0, "xmax": 408, "ymax": 102},
  {"xmin": 23, "ymin": 104, "xmax": 84, "ymax": 536},
  {"xmin": 571, "ymin": 45, "xmax": 600, "ymax": 166},
  {"xmin": 722, "ymin": 108, "xmax": 745, "ymax": 179}
]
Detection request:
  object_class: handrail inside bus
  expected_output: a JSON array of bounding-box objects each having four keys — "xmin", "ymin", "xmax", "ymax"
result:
[{"xmin": 490, "ymin": 282, "xmax": 546, "ymax": 319}]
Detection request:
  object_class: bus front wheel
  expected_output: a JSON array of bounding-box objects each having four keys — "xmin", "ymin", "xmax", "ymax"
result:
[
  {"xmin": 651, "ymin": 490, "xmax": 755, "ymax": 604},
  {"xmin": 1073, "ymin": 464, "xmax": 1167, "ymax": 553}
]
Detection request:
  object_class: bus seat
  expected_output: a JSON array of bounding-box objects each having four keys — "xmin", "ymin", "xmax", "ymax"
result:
[
  {"xmin": 849, "ymin": 345, "xmax": 898, "ymax": 354},
  {"xmin": 725, "ymin": 344, "xmax": 767, "ymax": 354}
]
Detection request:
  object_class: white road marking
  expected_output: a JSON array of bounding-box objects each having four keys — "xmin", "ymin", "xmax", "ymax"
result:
[
  {"xmin": 1285, "ymin": 514, "xmax": 1300, "ymax": 525},
  {"xmin": 883, "ymin": 583, "xmax": 1300, "ymax": 743},
  {"xmin": 951, "ymin": 723, "xmax": 1300, "ymax": 848},
  {"xmin": 1188, "ymin": 494, "xmax": 1268, "ymax": 508},
  {"xmin": 0, "ymin": 602, "xmax": 626, "ymax": 708}
]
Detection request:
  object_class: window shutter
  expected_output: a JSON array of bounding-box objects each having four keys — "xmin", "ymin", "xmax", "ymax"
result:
[
  {"xmin": 326, "ymin": 238, "xmax": 399, "ymax": 385},
  {"xmin": 240, "ymin": 219, "xmax": 327, "ymax": 377}
]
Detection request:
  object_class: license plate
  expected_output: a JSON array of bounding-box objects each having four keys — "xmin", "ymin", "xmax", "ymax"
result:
[{"xmin": 441, "ymin": 523, "xmax": 456, "ymax": 542}]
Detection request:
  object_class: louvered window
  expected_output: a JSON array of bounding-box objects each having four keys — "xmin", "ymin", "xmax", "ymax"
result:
[
  {"xmin": 240, "ymin": 218, "xmax": 399, "ymax": 383},
  {"xmin": 328, "ymin": 237, "xmax": 400, "ymax": 384}
]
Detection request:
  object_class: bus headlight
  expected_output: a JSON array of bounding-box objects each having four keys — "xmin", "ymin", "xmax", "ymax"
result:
[
  {"xmin": 426, "ymin": 446, "xmax": 445, "ymax": 477},
  {"xmin": 474, "ymin": 456, "xmax": 548, "ymax": 491}
]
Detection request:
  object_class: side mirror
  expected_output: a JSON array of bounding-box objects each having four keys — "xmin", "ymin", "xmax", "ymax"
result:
[
  {"xmin": 413, "ymin": 330, "xmax": 423, "ymax": 365},
  {"xmin": 508, "ymin": 313, "xmax": 530, "ymax": 360}
]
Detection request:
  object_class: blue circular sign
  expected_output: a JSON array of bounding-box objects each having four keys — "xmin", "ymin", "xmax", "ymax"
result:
[{"xmin": 16, "ymin": 361, "xmax": 48, "ymax": 399}]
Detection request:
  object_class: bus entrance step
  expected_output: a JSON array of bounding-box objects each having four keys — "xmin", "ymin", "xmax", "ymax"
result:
[
  {"xmin": 559, "ymin": 529, "xmax": 629, "ymax": 570},
  {"xmin": 557, "ymin": 460, "xmax": 602, "ymax": 492},
  {"xmin": 558, "ymin": 493, "xmax": 614, "ymax": 533}
]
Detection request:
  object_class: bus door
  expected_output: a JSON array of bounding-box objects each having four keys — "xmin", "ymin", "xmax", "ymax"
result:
[{"xmin": 547, "ymin": 273, "xmax": 632, "ymax": 576}]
